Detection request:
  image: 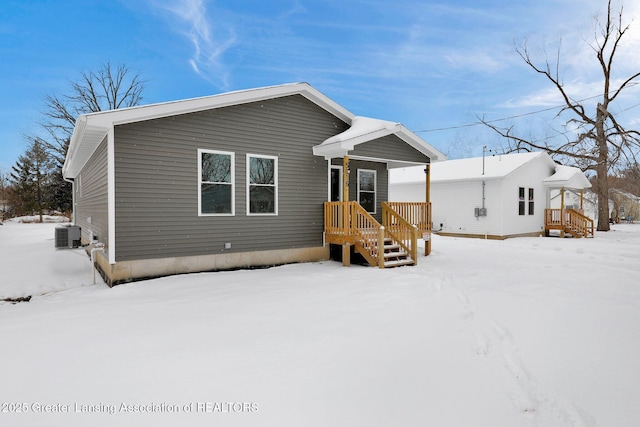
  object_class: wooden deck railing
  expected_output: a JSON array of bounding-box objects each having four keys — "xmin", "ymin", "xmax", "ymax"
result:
[
  {"xmin": 381, "ymin": 203, "xmax": 421, "ymax": 264},
  {"xmin": 382, "ymin": 202, "xmax": 431, "ymax": 234},
  {"xmin": 324, "ymin": 201, "xmax": 349, "ymax": 244},
  {"xmin": 545, "ymin": 208, "xmax": 594, "ymax": 238},
  {"xmin": 324, "ymin": 201, "xmax": 431, "ymax": 267},
  {"xmin": 351, "ymin": 202, "xmax": 385, "ymax": 268}
]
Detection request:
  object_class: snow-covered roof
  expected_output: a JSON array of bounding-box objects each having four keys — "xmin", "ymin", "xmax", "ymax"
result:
[
  {"xmin": 542, "ymin": 165, "xmax": 592, "ymax": 189},
  {"xmin": 312, "ymin": 116, "xmax": 446, "ymax": 164},
  {"xmin": 392, "ymin": 151, "xmax": 594, "ymax": 190},
  {"xmin": 63, "ymin": 83, "xmax": 444, "ymax": 178},
  {"xmin": 392, "ymin": 152, "xmax": 554, "ymax": 184}
]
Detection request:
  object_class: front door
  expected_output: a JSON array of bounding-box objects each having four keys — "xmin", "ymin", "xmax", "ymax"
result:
[{"xmin": 330, "ymin": 166, "xmax": 342, "ymax": 202}]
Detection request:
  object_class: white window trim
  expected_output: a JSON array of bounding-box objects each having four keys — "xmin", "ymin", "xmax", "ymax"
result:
[
  {"xmin": 198, "ymin": 149, "xmax": 235, "ymax": 216},
  {"xmin": 246, "ymin": 153, "xmax": 278, "ymax": 216},
  {"xmin": 357, "ymin": 169, "xmax": 377, "ymax": 214}
]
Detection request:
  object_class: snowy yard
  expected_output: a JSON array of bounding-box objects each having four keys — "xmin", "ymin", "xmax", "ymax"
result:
[{"xmin": 1, "ymin": 219, "xmax": 639, "ymax": 427}]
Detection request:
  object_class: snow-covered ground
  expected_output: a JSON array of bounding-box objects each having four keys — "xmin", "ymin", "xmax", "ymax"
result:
[{"xmin": 1, "ymin": 219, "xmax": 639, "ymax": 427}]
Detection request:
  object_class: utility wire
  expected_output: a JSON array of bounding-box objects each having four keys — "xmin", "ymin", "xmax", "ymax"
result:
[{"xmin": 413, "ymin": 84, "xmax": 640, "ymax": 134}]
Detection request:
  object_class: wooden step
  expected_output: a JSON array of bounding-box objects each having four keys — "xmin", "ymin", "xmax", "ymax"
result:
[
  {"xmin": 384, "ymin": 258, "xmax": 414, "ymax": 268},
  {"xmin": 384, "ymin": 250, "xmax": 408, "ymax": 259}
]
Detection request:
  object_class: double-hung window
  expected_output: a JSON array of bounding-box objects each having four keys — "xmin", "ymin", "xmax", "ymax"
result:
[
  {"xmin": 199, "ymin": 149, "xmax": 234, "ymax": 215},
  {"xmin": 358, "ymin": 169, "xmax": 376, "ymax": 213},
  {"xmin": 518, "ymin": 187, "xmax": 525, "ymax": 216},
  {"xmin": 247, "ymin": 154, "xmax": 278, "ymax": 215},
  {"xmin": 528, "ymin": 188, "xmax": 534, "ymax": 215}
]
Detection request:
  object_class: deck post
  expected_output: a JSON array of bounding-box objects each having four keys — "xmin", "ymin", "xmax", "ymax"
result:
[
  {"xmin": 342, "ymin": 243, "xmax": 351, "ymax": 267},
  {"xmin": 425, "ymin": 164, "xmax": 432, "ymax": 256},
  {"xmin": 560, "ymin": 186, "xmax": 565, "ymax": 238},
  {"xmin": 342, "ymin": 156, "xmax": 351, "ymax": 266},
  {"xmin": 378, "ymin": 226, "xmax": 385, "ymax": 268}
]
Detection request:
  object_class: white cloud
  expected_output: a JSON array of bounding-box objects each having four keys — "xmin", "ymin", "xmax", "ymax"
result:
[
  {"xmin": 150, "ymin": 0, "xmax": 237, "ymax": 88},
  {"xmin": 444, "ymin": 50, "xmax": 508, "ymax": 74}
]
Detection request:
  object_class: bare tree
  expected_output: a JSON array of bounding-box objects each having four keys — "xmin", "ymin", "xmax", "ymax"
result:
[
  {"xmin": 27, "ymin": 61, "xmax": 146, "ymax": 216},
  {"xmin": 41, "ymin": 61, "xmax": 145, "ymax": 161},
  {"xmin": 481, "ymin": 0, "xmax": 640, "ymax": 231}
]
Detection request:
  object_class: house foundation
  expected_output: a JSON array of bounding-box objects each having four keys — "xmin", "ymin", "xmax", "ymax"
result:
[{"xmin": 89, "ymin": 246, "xmax": 330, "ymax": 286}]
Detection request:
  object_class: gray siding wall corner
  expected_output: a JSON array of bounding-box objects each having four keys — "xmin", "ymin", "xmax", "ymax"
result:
[
  {"xmin": 75, "ymin": 137, "xmax": 109, "ymax": 245},
  {"xmin": 113, "ymin": 95, "xmax": 349, "ymax": 262}
]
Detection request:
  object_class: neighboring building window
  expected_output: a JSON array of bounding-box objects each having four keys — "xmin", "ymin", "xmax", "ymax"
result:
[
  {"xmin": 528, "ymin": 188, "xmax": 534, "ymax": 215},
  {"xmin": 199, "ymin": 149, "xmax": 234, "ymax": 215},
  {"xmin": 518, "ymin": 187, "xmax": 525, "ymax": 215},
  {"xmin": 247, "ymin": 154, "xmax": 277, "ymax": 215},
  {"xmin": 358, "ymin": 169, "xmax": 376, "ymax": 213}
]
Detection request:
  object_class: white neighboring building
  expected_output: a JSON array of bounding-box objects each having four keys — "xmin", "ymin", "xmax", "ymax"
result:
[{"xmin": 390, "ymin": 151, "xmax": 593, "ymax": 239}]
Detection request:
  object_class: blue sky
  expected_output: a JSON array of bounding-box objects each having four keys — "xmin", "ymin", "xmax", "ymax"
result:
[{"xmin": 2, "ymin": 0, "xmax": 640, "ymax": 171}]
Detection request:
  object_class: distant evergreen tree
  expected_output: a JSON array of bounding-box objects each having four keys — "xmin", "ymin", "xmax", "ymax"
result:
[
  {"xmin": 9, "ymin": 138, "xmax": 53, "ymax": 221},
  {"xmin": 0, "ymin": 168, "xmax": 8, "ymax": 220},
  {"xmin": 46, "ymin": 137, "xmax": 72, "ymax": 215}
]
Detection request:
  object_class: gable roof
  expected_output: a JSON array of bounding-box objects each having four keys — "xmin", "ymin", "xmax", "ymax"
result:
[
  {"xmin": 543, "ymin": 165, "xmax": 592, "ymax": 189},
  {"xmin": 392, "ymin": 151, "xmax": 555, "ymax": 184},
  {"xmin": 63, "ymin": 83, "xmax": 352, "ymax": 179},
  {"xmin": 63, "ymin": 82, "xmax": 444, "ymax": 179},
  {"xmin": 312, "ymin": 115, "xmax": 446, "ymax": 165}
]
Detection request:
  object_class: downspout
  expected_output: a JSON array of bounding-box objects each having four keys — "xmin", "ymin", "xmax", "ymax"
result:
[
  {"xmin": 63, "ymin": 176, "xmax": 75, "ymax": 224},
  {"xmin": 482, "ymin": 181, "xmax": 486, "ymax": 211},
  {"xmin": 481, "ymin": 146, "xmax": 487, "ymax": 211},
  {"xmin": 481, "ymin": 146, "xmax": 487, "ymax": 239}
]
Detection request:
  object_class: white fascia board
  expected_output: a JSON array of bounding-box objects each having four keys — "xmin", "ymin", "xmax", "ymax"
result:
[
  {"xmin": 313, "ymin": 127, "xmax": 397, "ymax": 159},
  {"xmin": 313, "ymin": 119, "xmax": 447, "ymax": 163},
  {"xmin": 96, "ymin": 82, "xmax": 352, "ymax": 127},
  {"xmin": 62, "ymin": 116, "xmax": 87, "ymax": 179},
  {"xmin": 347, "ymin": 155, "xmax": 427, "ymax": 169}
]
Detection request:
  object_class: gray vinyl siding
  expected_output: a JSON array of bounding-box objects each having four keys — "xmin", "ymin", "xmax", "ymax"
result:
[
  {"xmin": 350, "ymin": 134, "xmax": 431, "ymax": 164},
  {"xmin": 75, "ymin": 137, "xmax": 109, "ymax": 245},
  {"xmin": 113, "ymin": 95, "xmax": 348, "ymax": 262}
]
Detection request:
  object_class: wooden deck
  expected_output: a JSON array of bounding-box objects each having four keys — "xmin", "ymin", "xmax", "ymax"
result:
[
  {"xmin": 544, "ymin": 208, "xmax": 594, "ymax": 238},
  {"xmin": 324, "ymin": 201, "xmax": 431, "ymax": 268}
]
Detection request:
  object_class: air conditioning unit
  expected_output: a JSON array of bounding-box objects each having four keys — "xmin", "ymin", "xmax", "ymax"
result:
[{"xmin": 55, "ymin": 225, "xmax": 81, "ymax": 249}]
